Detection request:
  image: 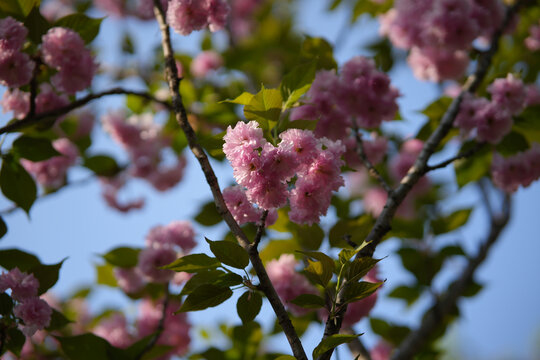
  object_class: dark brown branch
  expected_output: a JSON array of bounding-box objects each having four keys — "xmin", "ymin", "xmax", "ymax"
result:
[
  {"xmin": 0, "ymin": 88, "xmax": 172, "ymax": 135},
  {"xmin": 352, "ymin": 126, "xmax": 392, "ymax": 193},
  {"xmin": 316, "ymin": 2, "xmax": 524, "ymax": 358},
  {"xmin": 391, "ymin": 193, "xmax": 511, "ymax": 360},
  {"xmin": 425, "ymin": 142, "xmax": 485, "ymax": 172},
  {"xmin": 252, "ymin": 210, "xmax": 269, "ymax": 250},
  {"xmin": 151, "ymin": 2, "xmax": 307, "ymax": 359},
  {"xmin": 135, "ymin": 284, "xmax": 170, "ymax": 360}
]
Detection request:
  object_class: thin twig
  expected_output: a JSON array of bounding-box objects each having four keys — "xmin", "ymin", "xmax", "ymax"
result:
[
  {"xmin": 0, "ymin": 88, "xmax": 172, "ymax": 135},
  {"xmin": 28, "ymin": 57, "xmax": 41, "ymax": 118},
  {"xmin": 316, "ymin": 2, "xmax": 525, "ymax": 358},
  {"xmin": 352, "ymin": 126, "xmax": 392, "ymax": 193},
  {"xmin": 252, "ymin": 210, "xmax": 269, "ymax": 250},
  {"xmin": 425, "ymin": 142, "xmax": 485, "ymax": 172},
  {"xmin": 151, "ymin": 2, "xmax": 307, "ymax": 359},
  {"xmin": 135, "ymin": 284, "xmax": 170, "ymax": 360},
  {"xmin": 391, "ymin": 193, "xmax": 511, "ymax": 360}
]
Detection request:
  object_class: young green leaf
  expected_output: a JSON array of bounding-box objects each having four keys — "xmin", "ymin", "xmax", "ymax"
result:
[
  {"xmin": 84, "ymin": 155, "xmax": 121, "ymax": 177},
  {"xmin": 54, "ymin": 14, "xmax": 103, "ymax": 44},
  {"xmin": 206, "ymin": 238, "xmax": 249, "ymax": 269},
  {"xmin": 431, "ymin": 209, "xmax": 472, "ymax": 235},
  {"xmin": 31, "ymin": 259, "xmax": 66, "ymax": 295},
  {"xmin": 47, "ymin": 309, "xmax": 73, "ymax": 331},
  {"xmin": 95, "ymin": 263, "xmax": 117, "ymax": 287},
  {"xmin": 178, "ymin": 284, "xmax": 233, "ymax": 312},
  {"xmin": 0, "ymin": 0, "xmax": 39, "ymax": 18},
  {"xmin": 280, "ymin": 61, "xmax": 317, "ymax": 109},
  {"xmin": 161, "ymin": 253, "xmax": 221, "ymax": 273},
  {"xmin": 344, "ymin": 281, "xmax": 383, "ymax": 304},
  {"xmin": 347, "ymin": 257, "xmax": 380, "ymax": 283},
  {"xmin": 0, "ymin": 248, "xmax": 40, "ymax": 271},
  {"xmin": 237, "ymin": 291, "xmax": 263, "ymax": 323},
  {"xmin": 181, "ymin": 270, "xmax": 243, "ymax": 295},
  {"xmin": 243, "ymin": 87, "xmax": 282, "ymax": 130},
  {"xmin": 312, "ymin": 334, "xmax": 361, "ymax": 359},
  {"xmin": 0, "ymin": 216, "xmax": 6, "ymax": 239}
]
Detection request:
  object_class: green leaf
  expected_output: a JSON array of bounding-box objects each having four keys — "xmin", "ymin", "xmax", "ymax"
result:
[
  {"xmin": 462, "ymin": 280, "xmax": 483, "ymax": 297},
  {"xmin": 12, "ymin": 136, "xmax": 61, "ymax": 162},
  {"xmin": 95, "ymin": 263, "xmax": 117, "ymax": 287},
  {"xmin": 84, "ymin": 155, "xmax": 121, "ymax": 177},
  {"xmin": 30, "ymin": 259, "xmax": 65, "ymax": 295},
  {"xmin": 178, "ymin": 284, "xmax": 233, "ymax": 312},
  {"xmin": 312, "ymin": 334, "xmax": 361, "ymax": 359},
  {"xmin": 47, "ymin": 308, "xmax": 72, "ymax": 331},
  {"xmin": 274, "ymin": 356, "xmax": 296, "ymax": 360},
  {"xmin": 280, "ymin": 61, "xmax": 317, "ymax": 109},
  {"xmin": 102, "ymin": 247, "xmax": 141, "ymax": 268},
  {"xmin": 344, "ymin": 281, "xmax": 382, "ymax": 304},
  {"xmin": 431, "ymin": 209, "xmax": 472, "ymax": 235},
  {"xmin": 244, "ymin": 87, "xmax": 283, "ymax": 130},
  {"xmin": 347, "ymin": 257, "xmax": 380, "ymax": 283},
  {"xmin": 55, "ymin": 14, "xmax": 103, "ymax": 43},
  {"xmin": 329, "ymin": 216, "xmax": 374, "ymax": 248},
  {"xmin": 237, "ymin": 291, "xmax": 263, "ymax": 323},
  {"xmin": 388, "ymin": 285, "xmax": 422, "ymax": 306},
  {"xmin": 181, "ymin": 270, "xmax": 243, "ymax": 295},
  {"xmin": 24, "ymin": 6, "xmax": 50, "ymax": 44},
  {"xmin": 495, "ymin": 131, "xmax": 529, "ymax": 156},
  {"xmin": 222, "ymin": 92, "xmax": 254, "ymax": 105},
  {"xmin": 390, "ymin": 217, "xmax": 425, "ymax": 239},
  {"xmin": 513, "ymin": 105, "xmax": 540, "ymax": 143},
  {"xmin": 259, "ymin": 239, "xmax": 298, "ymax": 264},
  {"xmin": 301, "ymin": 36, "xmax": 337, "ymax": 70},
  {"xmin": 0, "ymin": 0, "xmax": 39, "ymax": 17},
  {"xmin": 299, "ymin": 251, "xmax": 335, "ymax": 287},
  {"xmin": 0, "ymin": 155, "xmax": 37, "ymax": 213},
  {"xmin": 161, "ymin": 253, "xmax": 221, "ymax": 273},
  {"xmin": 290, "ymin": 293, "xmax": 326, "ymax": 309},
  {"xmin": 0, "ymin": 293, "xmax": 13, "ymax": 315},
  {"xmin": 0, "ymin": 248, "xmax": 40, "ymax": 271},
  {"xmin": 289, "ymin": 223, "xmax": 324, "ymax": 251},
  {"xmin": 454, "ymin": 142, "xmax": 492, "ymax": 187},
  {"xmin": 206, "ymin": 238, "xmax": 249, "ymax": 269},
  {"xmin": 56, "ymin": 334, "xmax": 123, "ymax": 360},
  {"xmin": 6, "ymin": 328, "xmax": 25, "ymax": 357},
  {"xmin": 0, "ymin": 216, "xmax": 7, "ymax": 239},
  {"xmin": 370, "ymin": 318, "xmax": 411, "ymax": 346},
  {"xmin": 194, "ymin": 201, "xmax": 222, "ymax": 227},
  {"xmin": 397, "ymin": 248, "xmax": 441, "ymax": 286}
]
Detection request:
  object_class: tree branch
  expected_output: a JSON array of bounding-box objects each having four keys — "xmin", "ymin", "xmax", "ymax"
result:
[
  {"xmin": 425, "ymin": 142, "xmax": 485, "ymax": 172},
  {"xmin": 252, "ymin": 210, "xmax": 269, "ymax": 250},
  {"xmin": 317, "ymin": 2, "xmax": 524, "ymax": 358},
  {"xmin": 0, "ymin": 88, "xmax": 172, "ymax": 135},
  {"xmin": 391, "ymin": 191, "xmax": 512, "ymax": 360},
  {"xmin": 352, "ymin": 126, "xmax": 392, "ymax": 193},
  {"xmin": 151, "ymin": 3, "xmax": 307, "ymax": 359}
]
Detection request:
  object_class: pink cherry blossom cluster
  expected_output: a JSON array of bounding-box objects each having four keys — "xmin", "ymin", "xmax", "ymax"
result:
[
  {"xmin": 525, "ymin": 21, "xmax": 540, "ymax": 51},
  {"xmin": 190, "ymin": 50, "xmax": 223, "ymax": 78},
  {"xmin": 114, "ymin": 221, "xmax": 195, "ymax": 292},
  {"xmin": 1, "ymin": 83, "xmax": 70, "ymax": 121},
  {"xmin": 266, "ymin": 254, "xmax": 318, "ymax": 316},
  {"xmin": 380, "ymin": 0, "xmax": 505, "ymax": 81},
  {"xmin": 101, "ymin": 110, "xmax": 187, "ymax": 211},
  {"xmin": 491, "ymin": 144, "xmax": 540, "ymax": 193},
  {"xmin": 94, "ymin": 0, "xmax": 169, "ymax": 20},
  {"xmin": 166, "ymin": 0, "xmax": 230, "ymax": 36},
  {"xmin": 21, "ymin": 138, "xmax": 79, "ymax": 189},
  {"xmin": 291, "ymin": 56, "xmax": 399, "ymax": 139},
  {"xmin": 0, "ymin": 17, "xmax": 34, "ymax": 88},
  {"xmin": 343, "ymin": 132, "xmax": 389, "ymax": 169},
  {"xmin": 0, "ymin": 268, "xmax": 52, "ymax": 336},
  {"xmin": 41, "ymin": 27, "xmax": 97, "ymax": 94},
  {"xmin": 223, "ymin": 122, "xmax": 345, "ymax": 225},
  {"xmin": 455, "ymin": 74, "xmax": 526, "ymax": 144},
  {"xmin": 93, "ymin": 299, "xmax": 191, "ymax": 358},
  {"xmin": 223, "ymin": 185, "xmax": 278, "ymax": 226}
]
